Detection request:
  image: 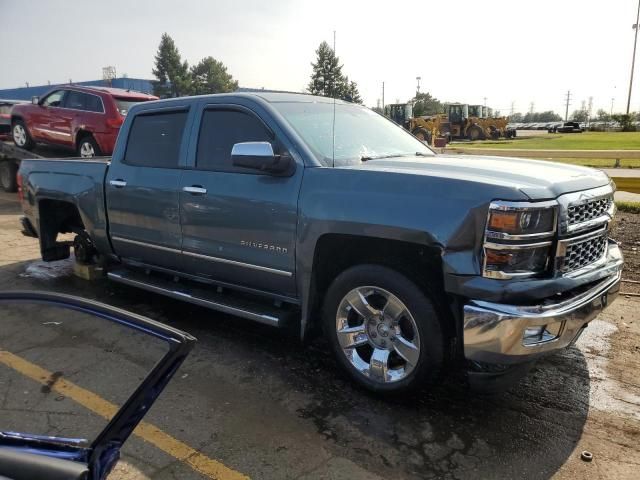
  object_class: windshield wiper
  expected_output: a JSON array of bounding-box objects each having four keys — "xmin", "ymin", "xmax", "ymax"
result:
[{"xmin": 361, "ymin": 152, "xmax": 429, "ymax": 162}]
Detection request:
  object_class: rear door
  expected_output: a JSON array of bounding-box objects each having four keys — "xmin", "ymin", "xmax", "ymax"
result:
[
  {"xmin": 106, "ymin": 107, "xmax": 191, "ymax": 271},
  {"xmin": 179, "ymin": 101, "xmax": 303, "ymax": 296}
]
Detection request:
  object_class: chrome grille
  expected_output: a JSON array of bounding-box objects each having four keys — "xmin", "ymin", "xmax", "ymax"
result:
[
  {"xmin": 567, "ymin": 196, "xmax": 612, "ymax": 226},
  {"xmin": 561, "ymin": 233, "xmax": 607, "ymax": 272}
]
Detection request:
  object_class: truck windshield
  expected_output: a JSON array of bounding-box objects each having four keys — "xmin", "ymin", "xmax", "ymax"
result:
[{"xmin": 273, "ymin": 102, "xmax": 434, "ymax": 167}]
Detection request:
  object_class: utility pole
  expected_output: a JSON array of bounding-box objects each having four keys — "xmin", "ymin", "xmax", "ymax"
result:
[
  {"xmin": 333, "ymin": 30, "xmax": 336, "ymax": 52},
  {"xmin": 564, "ymin": 90, "xmax": 572, "ymax": 121},
  {"xmin": 416, "ymin": 76, "xmax": 421, "ymax": 96},
  {"xmin": 628, "ymin": 0, "xmax": 640, "ymax": 114},
  {"xmin": 510, "ymin": 101, "xmax": 515, "ymax": 116},
  {"xmin": 483, "ymin": 97, "xmax": 487, "ymax": 107},
  {"xmin": 382, "ymin": 81, "xmax": 385, "ymax": 110},
  {"xmin": 587, "ymin": 96, "xmax": 593, "ymax": 128}
]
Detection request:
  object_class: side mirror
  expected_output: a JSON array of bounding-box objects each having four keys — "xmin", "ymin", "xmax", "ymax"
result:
[
  {"xmin": 31, "ymin": 96, "xmax": 39, "ymax": 105},
  {"xmin": 231, "ymin": 142, "xmax": 296, "ymax": 176}
]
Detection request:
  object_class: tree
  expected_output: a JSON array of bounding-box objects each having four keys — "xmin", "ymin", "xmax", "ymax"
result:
[
  {"xmin": 571, "ymin": 109, "xmax": 589, "ymax": 122},
  {"xmin": 612, "ymin": 113, "xmax": 637, "ymax": 131},
  {"xmin": 596, "ymin": 109, "xmax": 610, "ymax": 122},
  {"xmin": 509, "ymin": 112, "xmax": 524, "ymax": 122},
  {"xmin": 152, "ymin": 33, "xmax": 192, "ymax": 97},
  {"xmin": 307, "ymin": 41, "xmax": 362, "ymax": 103},
  {"xmin": 522, "ymin": 110, "xmax": 562, "ymax": 123},
  {"xmin": 342, "ymin": 76, "xmax": 362, "ymax": 104},
  {"xmin": 190, "ymin": 56, "xmax": 238, "ymax": 95},
  {"xmin": 411, "ymin": 92, "xmax": 443, "ymax": 117}
]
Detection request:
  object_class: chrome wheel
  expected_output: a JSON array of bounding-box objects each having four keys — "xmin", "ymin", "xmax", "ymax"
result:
[
  {"xmin": 13, "ymin": 124, "xmax": 27, "ymax": 147},
  {"xmin": 335, "ymin": 286, "xmax": 420, "ymax": 384},
  {"xmin": 80, "ymin": 141, "xmax": 95, "ymax": 158}
]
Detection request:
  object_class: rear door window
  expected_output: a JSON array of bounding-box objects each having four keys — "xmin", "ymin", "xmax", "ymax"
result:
[
  {"xmin": 124, "ymin": 111, "xmax": 188, "ymax": 168},
  {"xmin": 64, "ymin": 92, "xmax": 104, "ymax": 113}
]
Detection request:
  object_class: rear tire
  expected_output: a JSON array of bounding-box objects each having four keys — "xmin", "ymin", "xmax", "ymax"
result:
[
  {"xmin": 12, "ymin": 120, "xmax": 34, "ymax": 150},
  {"xmin": 0, "ymin": 161, "xmax": 18, "ymax": 192},
  {"xmin": 77, "ymin": 135, "xmax": 101, "ymax": 158},
  {"xmin": 322, "ymin": 264, "xmax": 444, "ymax": 393}
]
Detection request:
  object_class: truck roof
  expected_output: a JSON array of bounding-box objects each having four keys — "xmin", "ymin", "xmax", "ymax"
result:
[{"xmin": 140, "ymin": 91, "xmax": 351, "ymax": 107}]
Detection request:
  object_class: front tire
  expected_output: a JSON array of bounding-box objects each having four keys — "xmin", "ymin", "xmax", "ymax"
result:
[
  {"xmin": 322, "ymin": 265, "xmax": 444, "ymax": 393},
  {"xmin": 412, "ymin": 128, "xmax": 433, "ymax": 145},
  {"xmin": 12, "ymin": 120, "xmax": 34, "ymax": 150}
]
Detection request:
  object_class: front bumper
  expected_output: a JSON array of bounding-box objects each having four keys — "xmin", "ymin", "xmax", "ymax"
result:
[{"xmin": 463, "ymin": 246, "xmax": 623, "ymax": 364}]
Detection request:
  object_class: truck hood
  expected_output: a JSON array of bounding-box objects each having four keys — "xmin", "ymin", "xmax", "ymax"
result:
[{"xmin": 347, "ymin": 154, "xmax": 611, "ymax": 199}]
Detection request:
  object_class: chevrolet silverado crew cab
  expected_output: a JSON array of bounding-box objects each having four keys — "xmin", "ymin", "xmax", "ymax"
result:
[
  {"xmin": 17, "ymin": 93, "xmax": 623, "ymax": 393},
  {"xmin": 11, "ymin": 85, "xmax": 157, "ymax": 158}
]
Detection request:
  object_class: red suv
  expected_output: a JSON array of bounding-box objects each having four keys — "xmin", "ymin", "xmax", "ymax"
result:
[{"xmin": 11, "ymin": 86, "xmax": 157, "ymax": 157}]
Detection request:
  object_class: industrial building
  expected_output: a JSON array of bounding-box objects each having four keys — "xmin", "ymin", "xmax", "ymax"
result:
[{"xmin": 0, "ymin": 77, "xmax": 154, "ymax": 101}]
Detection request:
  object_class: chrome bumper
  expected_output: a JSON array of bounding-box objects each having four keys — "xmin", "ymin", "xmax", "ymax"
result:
[{"xmin": 463, "ymin": 249, "xmax": 623, "ymax": 364}]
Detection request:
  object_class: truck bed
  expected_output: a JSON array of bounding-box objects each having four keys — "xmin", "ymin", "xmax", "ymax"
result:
[{"xmin": 18, "ymin": 156, "xmax": 112, "ymax": 260}]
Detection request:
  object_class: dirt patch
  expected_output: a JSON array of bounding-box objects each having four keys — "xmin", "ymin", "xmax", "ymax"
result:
[{"xmin": 611, "ymin": 212, "xmax": 640, "ymax": 294}]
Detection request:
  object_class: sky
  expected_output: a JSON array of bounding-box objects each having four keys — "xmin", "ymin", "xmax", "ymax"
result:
[{"xmin": 1, "ymin": 0, "xmax": 639, "ymax": 116}]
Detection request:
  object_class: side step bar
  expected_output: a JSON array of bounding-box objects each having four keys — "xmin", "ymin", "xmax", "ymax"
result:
[{"xmin": 107, "ymin": 269, "xmax": 288, "ymax": 327}]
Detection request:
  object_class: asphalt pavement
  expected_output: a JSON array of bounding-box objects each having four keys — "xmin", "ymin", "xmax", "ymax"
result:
[{"xmin": 0, "ymin": 191, "xmax": 639, "ymax": 479}]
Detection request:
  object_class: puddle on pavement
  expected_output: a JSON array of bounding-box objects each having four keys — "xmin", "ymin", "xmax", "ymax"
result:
[
  {"xmin": 20, "ymin": 256, "xmax": 75, "ymax": 280},
  {"xmin": 577, "ymin": 319, "xmax": 640, "ymax": 420}
]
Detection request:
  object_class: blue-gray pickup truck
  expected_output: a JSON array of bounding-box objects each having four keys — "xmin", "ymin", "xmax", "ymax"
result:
[{"xmin": 17, "ymin": 92, "xmax": 623, "ymax": 393}]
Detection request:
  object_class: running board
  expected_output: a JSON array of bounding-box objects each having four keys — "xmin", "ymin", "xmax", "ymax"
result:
[{"xmin": 107, "ymin": 268, "xmax": 288, "ymax": 327}]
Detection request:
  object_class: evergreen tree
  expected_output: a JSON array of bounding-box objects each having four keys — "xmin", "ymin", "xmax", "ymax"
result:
[
  {"xmin": 152, "ymin": 33, "xmax": 192, "ymax": 97},
  {"xmin": 190, "ymin": 56, "xmax": 238, "ymax": 95},
  {"xmin": 342, "ymin": 77, "xmax": 362, "ymax": 104},
  {"xmin": 307, "ymin": 41, "xmax": 362, "ymax": 103},
  {"xmin": 308, "ymin": 41, "xmax": 343, "ymax": 98}
]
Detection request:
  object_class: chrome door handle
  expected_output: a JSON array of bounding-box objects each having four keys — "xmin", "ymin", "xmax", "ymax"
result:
[
  {"xmin": 109, "ymin": 179, "xmax": 127, "ymax": 188},
  {"xmin": 182, "ymin": 186, "xmax": 207, "ymax": 195}
]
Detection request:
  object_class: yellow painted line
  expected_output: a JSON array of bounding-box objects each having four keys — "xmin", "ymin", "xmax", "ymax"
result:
[{"xmin": 0, "ymin": 350, "xmax": 249, "ymax": 480}]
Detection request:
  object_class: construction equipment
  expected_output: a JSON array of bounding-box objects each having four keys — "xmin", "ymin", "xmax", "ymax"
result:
[
  {"xmin": 384, "ymin": 103, "xmax": 436, "ymax": 144},
  {"xmin": 384, "ymin": 102, "xmax": 515, "ymax": 143}
]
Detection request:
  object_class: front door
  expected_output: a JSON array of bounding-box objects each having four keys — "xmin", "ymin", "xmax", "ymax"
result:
[
  {"xmin": 32, "ymin": 90, "xmax": 68, "ymax": 144},
  {"xmin": 106, "ymin": 108, "xmax": 190, "ymax": 271},
  {"xmin": 179, "ymin": 103, "xmax": 302, "ymax": 297}
]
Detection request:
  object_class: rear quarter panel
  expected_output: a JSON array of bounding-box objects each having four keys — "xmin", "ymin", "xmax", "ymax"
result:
[{"xmin": 20, "ymin": 159, "xmax": 112, "ymax": 255}]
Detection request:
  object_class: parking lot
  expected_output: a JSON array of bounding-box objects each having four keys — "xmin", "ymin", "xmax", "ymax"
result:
[{"xmin": 0, "ymin": 189, "xmax": 639, "ymax": 480}]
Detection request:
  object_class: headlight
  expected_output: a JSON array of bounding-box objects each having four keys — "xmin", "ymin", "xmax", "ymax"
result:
[{"xmin": 483, "ymin": 201, "xmax": 557, "ymax": 279}]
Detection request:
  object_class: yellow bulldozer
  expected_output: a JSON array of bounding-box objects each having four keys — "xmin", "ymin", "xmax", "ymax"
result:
[{"xmin": 384, "ymin": 102, "xmax": 515, "ymax": 143}]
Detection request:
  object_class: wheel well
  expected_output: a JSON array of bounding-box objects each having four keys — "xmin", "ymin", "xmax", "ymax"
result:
[
  {"xmin": 10, "ymin": 115, "xmax": 23, "ymax": 124},
  {"xmin": 309, "ymin": 234, "xmax": 455, "ymax": 342},
  {"xmin": 75, "ymin": 129, "xmax": 93, "ymax": 147},
  {"xmin": 38, "ymin": 199, "xmax": 85, "ymax": 261}
]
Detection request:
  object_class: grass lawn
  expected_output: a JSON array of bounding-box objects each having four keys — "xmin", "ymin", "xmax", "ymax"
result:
[{"xmin": 452, "ymin": 132, "xmax": 640, "ymax": 150}]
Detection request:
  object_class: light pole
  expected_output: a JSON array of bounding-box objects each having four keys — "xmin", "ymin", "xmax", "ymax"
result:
[
  {"xmin": 627, "ymin": 0, "xmax": 640, "ymax": 114},
  {"xmin": 416, "ymin": 76, "xmax": 421, "ymax": 96}
]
